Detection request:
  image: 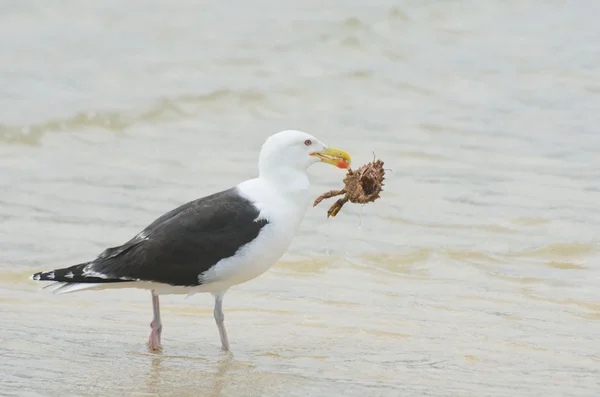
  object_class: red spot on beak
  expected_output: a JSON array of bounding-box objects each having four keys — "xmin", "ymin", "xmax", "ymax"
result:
[{"xmin": 337, "ymin": 160, "xmax": 350, "ymax": 169}]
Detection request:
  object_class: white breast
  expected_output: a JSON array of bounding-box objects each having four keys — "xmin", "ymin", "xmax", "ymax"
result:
[{"xmin": 197, "ymin": 176, "xmax": 310, "ymax": 291}]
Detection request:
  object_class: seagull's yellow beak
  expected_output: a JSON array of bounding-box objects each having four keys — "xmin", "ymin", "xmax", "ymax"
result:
[{"xmin": 310, "ymin": 147, "xmax": 352, "ymax": 169}]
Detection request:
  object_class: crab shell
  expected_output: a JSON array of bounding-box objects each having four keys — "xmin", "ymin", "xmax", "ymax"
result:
[{"xmin": 343, "ymin": 159, "xmax": 385, "ymax": 204}]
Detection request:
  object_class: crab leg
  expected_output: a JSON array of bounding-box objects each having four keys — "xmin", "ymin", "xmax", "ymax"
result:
[{"xmin": 313, "ymin": 189, "xmax": 346, "ymax": 207}]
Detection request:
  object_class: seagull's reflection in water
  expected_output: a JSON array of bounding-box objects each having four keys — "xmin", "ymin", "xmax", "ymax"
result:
[{"xmin": 144, "ymin": 351, "xmax": 239, "ymax": 397}]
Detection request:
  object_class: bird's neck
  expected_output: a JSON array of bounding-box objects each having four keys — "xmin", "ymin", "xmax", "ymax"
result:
[
  {"xmin": 237, "ymin": 170, "xmax": 311, "ymax": 225},
  {"xmin": 259, "ymin": 167, "xmax": 310, "ymax": 195},
  {"xmin": 253, "ymin": 167, "xmax": 311, "ymax": 214}
]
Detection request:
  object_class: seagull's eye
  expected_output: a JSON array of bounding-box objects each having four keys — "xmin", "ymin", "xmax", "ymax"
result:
[{"xmin": 304, "ymin": 139, "xmax": 312, "ymax": 146}]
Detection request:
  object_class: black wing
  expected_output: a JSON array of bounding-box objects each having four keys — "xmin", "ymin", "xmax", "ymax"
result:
[{"xmin": 32, "ymin": 187, "xmax": 268, "ymax": 286}]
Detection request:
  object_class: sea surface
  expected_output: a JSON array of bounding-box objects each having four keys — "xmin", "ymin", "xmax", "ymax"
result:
[{"xmin": 1, "ymin": 1, "xmax": 599, "ymax": 396}]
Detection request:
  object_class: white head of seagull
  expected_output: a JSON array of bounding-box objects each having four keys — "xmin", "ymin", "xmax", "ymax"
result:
[
  {"xmin": 30, "ymin": 129, "xmax": 352, "ymax": 353},
  {"xmin": 257, "ymin": 129, "xmax": 351, "ymax": 188}
]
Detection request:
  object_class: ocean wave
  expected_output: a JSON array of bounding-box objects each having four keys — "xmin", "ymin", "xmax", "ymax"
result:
[{"xmin": 0, "ymin": 89, "xmax": 271, "ymax": 145}]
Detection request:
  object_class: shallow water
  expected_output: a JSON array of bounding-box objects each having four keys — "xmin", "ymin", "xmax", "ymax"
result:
[{"xmin": 1, "ymin": 1, "xmax": 599, "ymax": 396}]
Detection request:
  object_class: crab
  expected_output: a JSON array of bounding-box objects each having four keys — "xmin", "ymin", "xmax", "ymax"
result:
[{"xmin": 313, "ymin": 157, "xmax": 385, "ymax": 218}]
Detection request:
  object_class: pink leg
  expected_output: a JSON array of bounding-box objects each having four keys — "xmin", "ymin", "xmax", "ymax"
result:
[{"xmin": 148, "ymin": 291, "xmax": 162, "ymax": 351}]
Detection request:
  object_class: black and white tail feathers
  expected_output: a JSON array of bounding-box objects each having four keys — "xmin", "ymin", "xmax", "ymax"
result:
[{"xmin": 31, "ymin": 262, "xmax": 131, "ymax": 294}]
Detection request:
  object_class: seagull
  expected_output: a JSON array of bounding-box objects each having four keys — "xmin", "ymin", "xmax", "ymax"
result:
[{"xmin": 30, "ymin": 130, "xmax": 351, "ymax": 352}]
